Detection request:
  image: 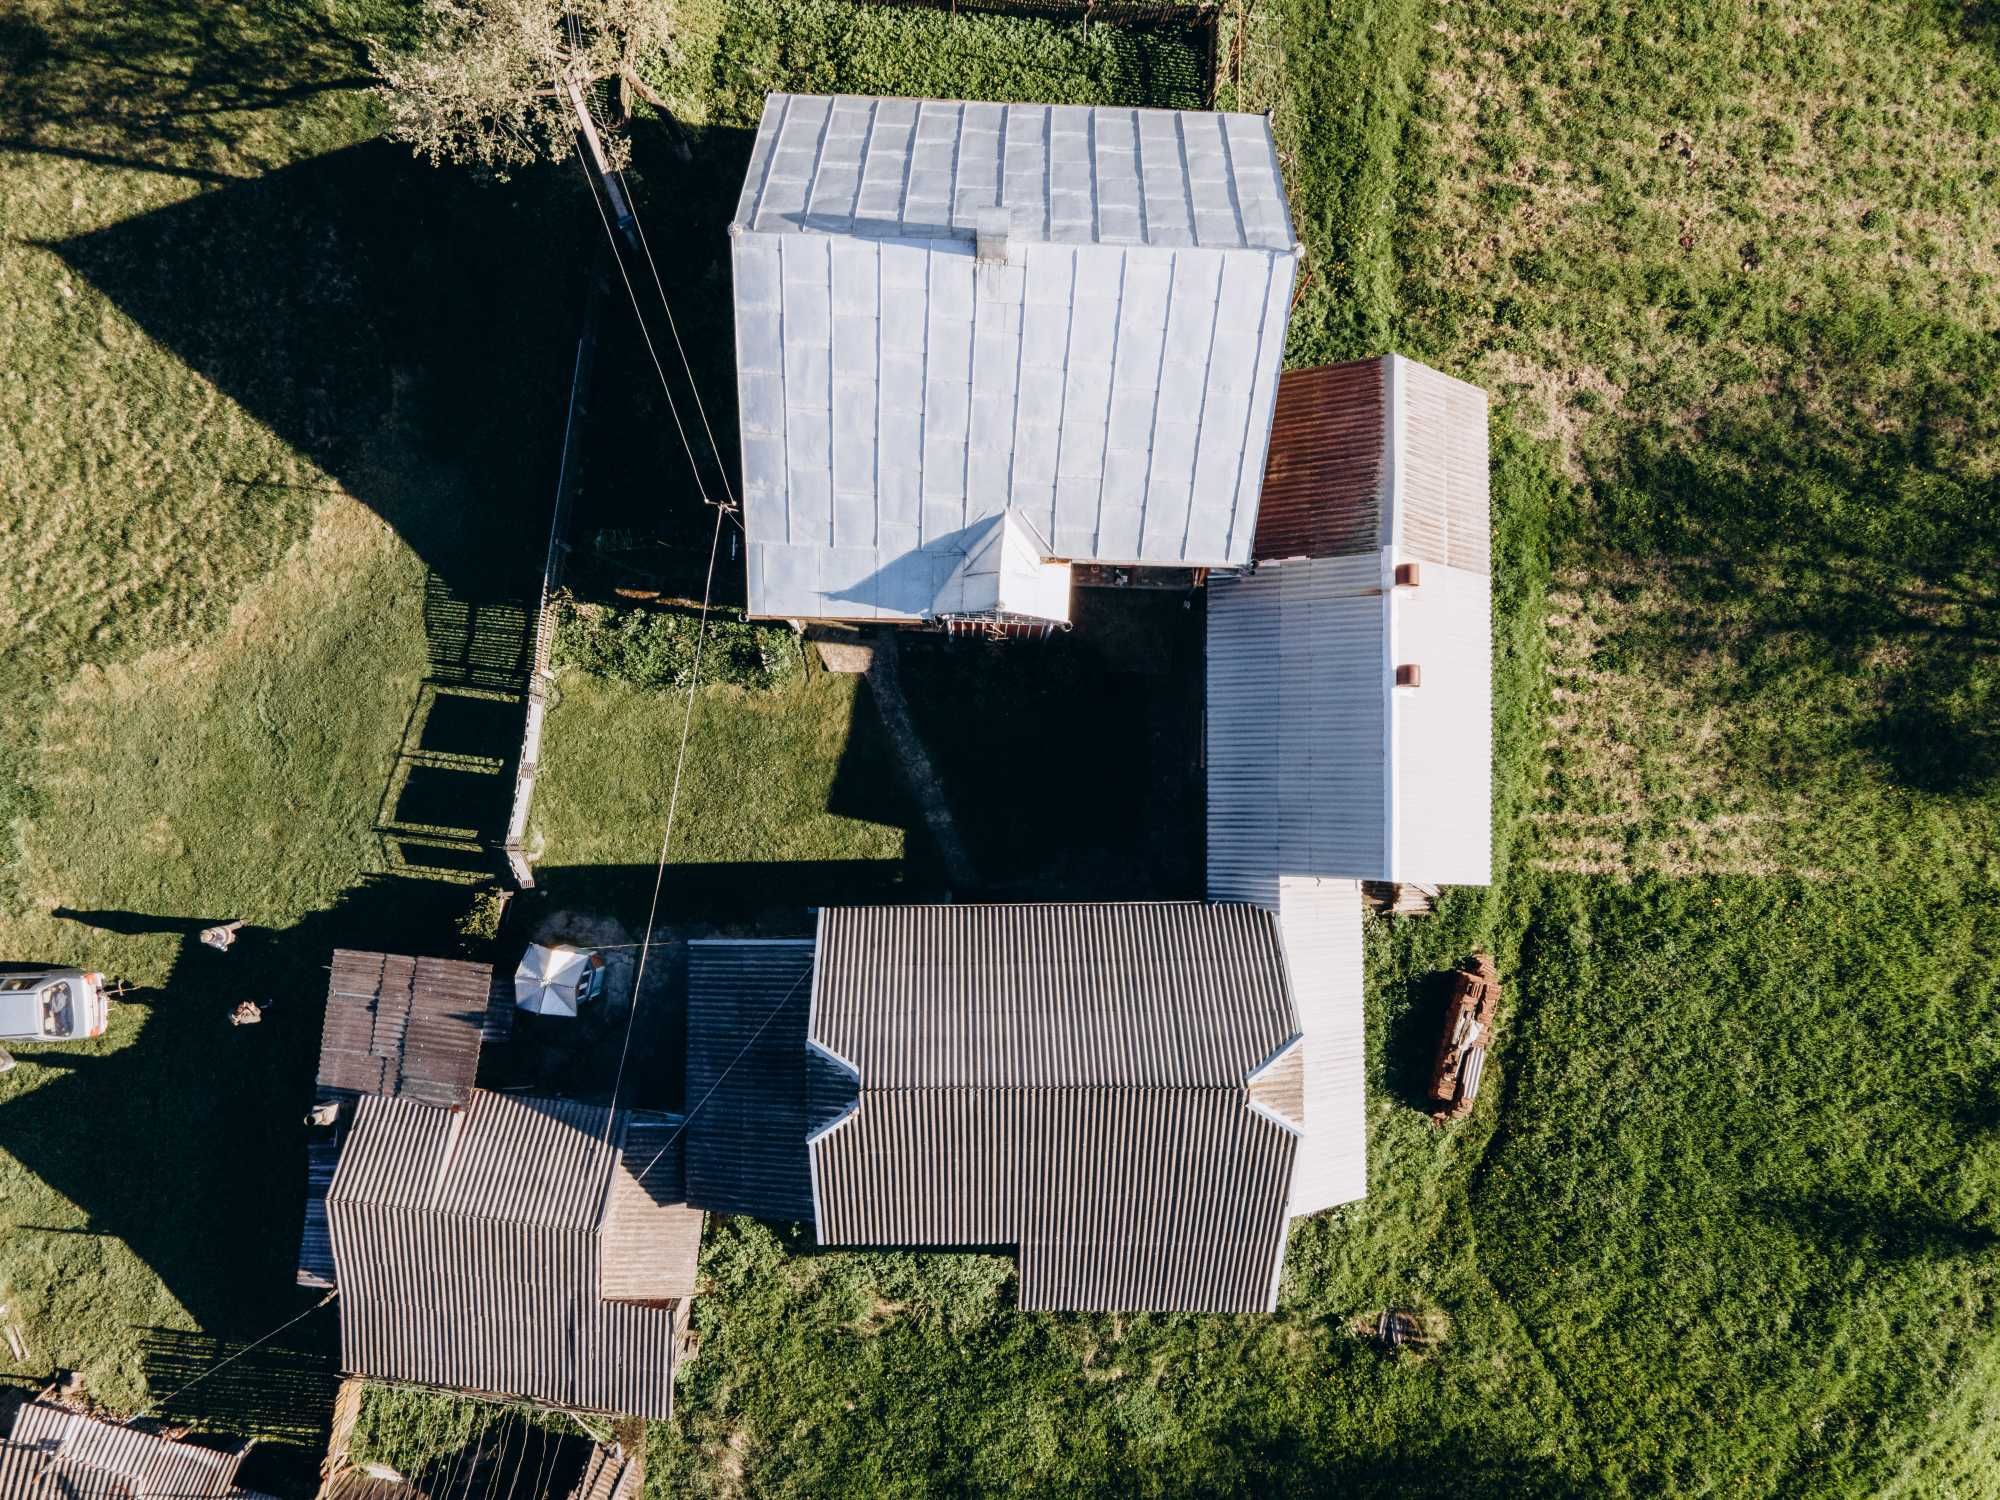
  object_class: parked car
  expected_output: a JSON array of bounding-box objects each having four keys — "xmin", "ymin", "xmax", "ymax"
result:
[
  {"xmin": 1428, "ymin": 954, "xmax": 1500, "ymax": 1121},
  {"xmin": 0, "ymin": 968, "xmax": 111, "ymax": 1043}
]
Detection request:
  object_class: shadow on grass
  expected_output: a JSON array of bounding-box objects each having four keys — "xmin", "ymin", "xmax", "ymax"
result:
[
  {"xmin": 1591, "ymin": 299, "xmax": 2000, "ymax": 803},
  {"xmin": 1754, "ymin": 1193, "xmax": 2000, "ymax": 1266},
  {"xmin": 0, "ymin": 0, "xmax": 387, "ymax": 182}
]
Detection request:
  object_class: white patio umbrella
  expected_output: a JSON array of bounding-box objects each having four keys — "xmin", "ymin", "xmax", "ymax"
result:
[{"xmin": 514, "ymin": 943, "xmax": 605, "ymax": 1018}]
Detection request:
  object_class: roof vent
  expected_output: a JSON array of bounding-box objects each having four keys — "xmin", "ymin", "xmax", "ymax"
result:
[
  {"xmin": 975, "ymin": 206, "xmax": 1010, "ymax": 263},
  {"xmin": 1395, "ymin": 663, "xmax": 1422, "ymax": 688},
  {"xmin": 1395, "ymin": 561, "xmax": 1421, "ymax": 587}
]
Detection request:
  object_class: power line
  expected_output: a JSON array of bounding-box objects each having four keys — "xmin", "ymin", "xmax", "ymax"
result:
[
  {"xmin": 603, "ymin": 498, "xmax": 729, "ymax": 1135},
  {"xmin": 616, "ymin": 166, "xmax": 740, "ymax": 512},
  {"xmin": 570, "ymin": 133, "xmax": 718, "ymax": 509},
  {"xmin": 632, "ymin": 963, "xmax": 812, "ymax": 1184},
  {"xmin": 146, "ymin": 1289, "xmax": 336, "ymax": 1414}
]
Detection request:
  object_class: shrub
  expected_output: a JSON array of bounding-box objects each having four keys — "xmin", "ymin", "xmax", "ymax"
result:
[{"xmin": 551, "ymin": 594, "xmax": 800, "ymax": 692}]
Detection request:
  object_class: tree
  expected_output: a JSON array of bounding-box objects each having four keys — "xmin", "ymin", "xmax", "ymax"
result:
[{"xmin": 374, "ymin": 0, "xmax": 680, "ymax": 172}]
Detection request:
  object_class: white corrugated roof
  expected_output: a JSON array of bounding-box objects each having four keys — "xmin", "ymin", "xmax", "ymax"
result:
[
  {"xmin": 1206, "ymin": 355, "xmax": 1493, "ymax": 890},
  {"xmin": 731, "ymin": 93, "xmax": 1298, "ymax": 622}
]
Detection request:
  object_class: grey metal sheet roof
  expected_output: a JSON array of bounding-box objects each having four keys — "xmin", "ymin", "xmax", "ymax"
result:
[
  {"xmin": 731, "ymin": 94, "xmax": 1298, "ymax": 622},
  {"xmin": 1206, "ymin": 553, "xmax": 1389, "ymax": 900},
  {"xmin": 810, "ymin": 903, "xmax": 1297, "ymax": 1086},
  {"xmin": 327, "ymin": 1092, "xmax": 681, "ymax": 1419},
  {"xmin": 683, "ymin": 940, "xmax": 819, "ymax": 1221},
  {"xmin": 807, "ymin": 902, "xmax": 1302, "ymax": 1311},
  {"xmin": 6, "ymin": 1402, "xmax": 248, "ymax": 1499},
  {"xmin": 316, "ymin": 950, "xmax": 497, "ymax": 1109}
]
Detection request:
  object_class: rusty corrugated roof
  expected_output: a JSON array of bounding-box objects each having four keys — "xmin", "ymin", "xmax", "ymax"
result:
[
  {"xmin": 1250, "ymin": 359, "xmax": 1386, "ymax": 562},
  {"xmin": 316, "ymin": 950, "xmax": 498, "ymax": 1109}
]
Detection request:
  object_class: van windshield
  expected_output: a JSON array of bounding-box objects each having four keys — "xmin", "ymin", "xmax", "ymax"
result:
[{"xmin": 41, "ymin": 981, "xmax": 73, "ymax": 1037}]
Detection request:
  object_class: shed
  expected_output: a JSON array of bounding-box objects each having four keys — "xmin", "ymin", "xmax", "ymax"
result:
[
  {"xmin": 806, "ymin": 902, "xmax": 1307, "ymax": 1312},
  {"xmin": 1207, "ymin": 354, "xmax": 1493, "ymax": 891},
  {"xmin": 325, "ymin": 1090, "xmax": 697, "ymax": 1419},
  {"xmin": 299, "ymin": 949, "xmax": 506, "ymax": 1289},
  {"xmin": 3, "ymin": 1400, "xmax": 274, "ymax": 1499},
  {"xmin": 730, "ymin": 93, "xmax": 1298, "ymax": 625}
]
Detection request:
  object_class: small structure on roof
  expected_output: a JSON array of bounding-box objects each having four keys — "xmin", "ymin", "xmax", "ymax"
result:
[
  {"xmin": 298, "ymin": 949, "xmax": 508, "ymax": 1289},
  {"xmin": 686, "ymin": 902, "xmax": 1363, "ymax": 1312},
  {"xmin": 514, "ymin": 942, "xmax": 607, "ymax": 1018},
  {"xmin": 324, "ymin": 1089, "xmax": 699, "ymax": 1419},
  {"xmin": 2, "ymin": 1398, "xmax": 275, "ymax": 1499},
  {"xmin": 730, "ymin": 93, "xmax": 1298, "ymax": 628}
]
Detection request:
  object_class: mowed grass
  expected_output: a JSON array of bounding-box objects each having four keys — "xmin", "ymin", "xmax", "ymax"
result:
[{"xmin": 0, "ymin": 0, "xmax": 576, "ymax": 1468}]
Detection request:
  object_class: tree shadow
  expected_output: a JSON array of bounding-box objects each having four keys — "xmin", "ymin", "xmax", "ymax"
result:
[
  {"xmin": 0, "ymin": 0, "xmax": 388, "ymax": 181},
  {"xmin": 1589, "ymin": 301, "xmax": 2000, "ymax": 802},
  {"xmin": 1754, "ymin": 1193, "xmax": 2000, "ymax": 1266}
]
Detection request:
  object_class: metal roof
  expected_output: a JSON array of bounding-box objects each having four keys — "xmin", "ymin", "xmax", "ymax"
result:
[
  {"xmin": 807, "ymin": 903, "xmax": 1303, "ymax": 1312},
  {"xmin": 683, "ymin": 940, "xmax": 820, "ymax": 1221},
  {"xmin": 731, "ymin": 93, "xmax": 1298, "ymax": 622},
  {"xmin": 599, "ymin": 1110, "xmax": 704, "ymax": 1302},
  {"xmin": 1251, "ymin": 356, "xmax": 1490, "ymax": 570},
  {"xmin": 1208, "ymin": 354, "xmax": 1493, "ymax": 889},
  {"xmin": 1272, "ymin": 878, "xmax": 1367, "ymax": 1214},
  {"xmin": 315, "ymin": 950, "xmax": 499, "ymax": 1109},
  {"xmin": 326, "ymin": 1091, "xmax": 682, "ymax": 1419},
  {"xmin": 4, "ymin": 1403, "xmax": 253, "ymax": 1499}
]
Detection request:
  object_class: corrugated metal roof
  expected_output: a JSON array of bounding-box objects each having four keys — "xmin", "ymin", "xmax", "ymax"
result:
[
  {"xmin": 1251, "ymin": 359, "xmax": 1386, "ymax": 562},
  {"xmin": 683, "ymin": 940, "xmax": 819, "ymax": 1221},
  {"xmin": 599, "ymin": 1111, "xmax": 704, "ymax": 1302},
  {"xmin": 732, "ymin": 93, "xmax": 1298, "ymax": 622},
  {"xmin": 296, "ymin": 1137, "xmax": 340, "ymax": 1288},
  {"xmin": 316, "ymin": 950, "xmax": 498, "ymax": 1109},
  {"xmin": 1207, "ymin": 554, "xmax": 1389, "ymax": 901},
  {"xmin": 1207, "ymin": 355, "xmax": 1492, "ymax": 888},
  {"xmin": 807, "ymin": 902, "xmax": 1302, "ymax": 1312},
  {"xmin": 1274, "ymin": 878, "xmax": 1367, "ymax": 1215},
  {"xmin": 811, "ymin": 903, "xmax": 1296, "ymax": 1087},
  {"xmin": 326, "ymin": 1092, "xmax": 681, "ymax": 1419},
  {"xmin": 5, "ymin": 1402, "xmax": 248, "ymax": 1499},
  {"xmin": 1249, "ymin": 356, "xmax": 1490, "ymax": 570}
]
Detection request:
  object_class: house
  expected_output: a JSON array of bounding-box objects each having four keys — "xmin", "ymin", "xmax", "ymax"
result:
[
  {"xmin": 324, "ymin": 1088, "xmax": 699, "ymax": 1419},
  {"xmin": 686, "ymin": 902, "xmax": 1362, "ymax": 1313},
  {"xmin": 1, "ymin": 1398, "xmax": 276, "ymax": 1499},
  {"xmin": 298, "ymin": 949, "xmax": 509, "ymax": 1288},
  {"xmin": 1207, "ymin": 354, "xmax": 1494, "ymax": 893},
  {"xmin": 729, "ymin": 93, "xmax": 1298, "ymax": 628}
]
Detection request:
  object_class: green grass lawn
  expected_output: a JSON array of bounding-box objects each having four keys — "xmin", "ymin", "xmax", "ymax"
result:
[{"xmin": 3, "ymin": 0, "xmax": 1998, "ymax": 1495}]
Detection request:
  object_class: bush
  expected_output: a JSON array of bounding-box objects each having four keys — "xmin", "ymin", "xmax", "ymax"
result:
[{"xmin": 551, "ymin": 594, "xmax": 800, "ymax": 692}]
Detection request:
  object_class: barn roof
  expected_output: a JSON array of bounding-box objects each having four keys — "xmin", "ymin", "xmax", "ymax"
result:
[
  {"xmin": 3, "ymin": 1403, "xmax": 267, "ymax": 1499},
  {"xmin": 1210, "ymin": 354, "xmax": 1493, "ymax": 890},
  {"xmin": 315, "ymin": 949, "xmax": 503, "ymax": 1109},
  {"xmin": 730, "ymin": 93, "xmax": 1298, "ymax": 623},
  {"xmin": 807, "ymin": 903, "xmax": 1304, "ymax": 1312},
  {"xmin": 326, "ymin": 1091, "xmax": 689, "ymax": 1419}
]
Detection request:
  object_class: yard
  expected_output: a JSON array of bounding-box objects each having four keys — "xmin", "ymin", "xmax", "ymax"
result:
[{"xmin": 1, "ymin": 0, "xmax": 1996, "ymax": 1495}]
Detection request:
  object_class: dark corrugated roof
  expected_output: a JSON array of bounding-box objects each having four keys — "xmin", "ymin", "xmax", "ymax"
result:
[
  {"xmin": 1251, "ymin": 359, "xmax": 1386, "ymax": 563},
  {"xmin": 807, "ymin": 903, "xmax": 1304, "ymax": 1312},
  {"xmin": 684, "ymin": 941, "xmax": 818, "ymax": 1222},
  {"xmin": 327, "ymin": 1091, "xmax": 680, "ymax": 1419},
  {"xmin": 812, "ymin": 903, "xmax": 1298, "ymax": 1088},
  {"xmin": 296, "ymin": 1138, "xmax": 340, "ymax": 1288},
  {"xmin": 316, "ymin": 950, "xmax": 499, "ymax": 1109},
  {"xmin": 5, "ymin": 1402, "xmax": 250, "ymax": 1498}
]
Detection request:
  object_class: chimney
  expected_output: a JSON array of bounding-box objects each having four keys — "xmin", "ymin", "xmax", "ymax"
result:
[{"xmin": 976, "ymin": 206, "xmax": 1011, "ymax": 264}]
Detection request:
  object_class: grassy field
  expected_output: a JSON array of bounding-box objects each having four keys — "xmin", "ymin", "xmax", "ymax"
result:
[
  {"xmin": 3, "ymin": 0, "xmax": 1998, "ymax": 1495},
  {"xmin": 0, "ymin": 0, "xmax": 576, "ymax": 1476}
]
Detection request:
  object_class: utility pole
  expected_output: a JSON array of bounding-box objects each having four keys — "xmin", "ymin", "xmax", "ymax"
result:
[{"xmin": 560, "ymin": 13, "xmax": 638, "ymax": 249}]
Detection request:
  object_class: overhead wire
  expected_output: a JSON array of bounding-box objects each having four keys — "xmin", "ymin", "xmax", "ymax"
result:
[{"xmin": 145, "ymin": 1288, "xmax": 337, "ymax": 1415}]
